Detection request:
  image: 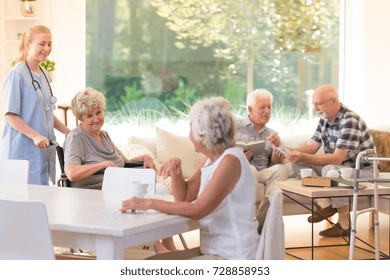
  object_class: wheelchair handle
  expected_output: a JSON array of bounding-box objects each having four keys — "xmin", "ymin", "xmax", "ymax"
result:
[{"xmin": 49, "ymin": 140, "xmax": 59, "ymax": 147}]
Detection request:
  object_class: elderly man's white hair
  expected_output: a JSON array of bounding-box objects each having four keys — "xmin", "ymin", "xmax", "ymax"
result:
[{"xmin": 246, "ymin": 89, "xmax": 273, "ymax": 108}]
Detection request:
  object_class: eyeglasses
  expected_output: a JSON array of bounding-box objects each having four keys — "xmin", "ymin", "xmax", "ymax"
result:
[{"xmin": 312, "ymin": 98, "xmax": 333, "ymax": 107}]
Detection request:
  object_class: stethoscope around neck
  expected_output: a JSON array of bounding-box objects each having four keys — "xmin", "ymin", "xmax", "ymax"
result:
[{"xmin": 25, "ymin": 61, "xmax": 57, "ymax": 111}]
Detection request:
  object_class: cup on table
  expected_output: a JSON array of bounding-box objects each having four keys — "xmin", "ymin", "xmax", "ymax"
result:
[
  {"xmin": 300, "ymin": 168, "xmax": 313, "ymax": 179},
  {"xmin": 339, "ymin": 167, "xmax": 353, "ymax": 179},
  {"xmin": 130, "ymin": 182, "xmax": 149, "ymax": 198}
]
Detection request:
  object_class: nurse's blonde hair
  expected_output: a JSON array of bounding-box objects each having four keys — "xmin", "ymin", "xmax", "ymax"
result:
[{"xmin": 17, "ymin": 25, "xmax": 51, "ymax": 62}]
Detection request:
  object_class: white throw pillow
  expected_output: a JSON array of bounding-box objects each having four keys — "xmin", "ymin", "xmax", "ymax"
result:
[
  {"xmin": 128, "ymin": 135, "xmax": 157, "ymax": 156},
  {"xmin": 119, "ymin": 143, "xmax": 158, "ymax": 166},
  {"xmin": 156, "ymin": 127, "xmax": 206, "ymax": 179}
]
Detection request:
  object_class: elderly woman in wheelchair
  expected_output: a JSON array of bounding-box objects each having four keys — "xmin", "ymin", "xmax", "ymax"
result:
[
  {"xmin": 63, "ymin": 87, "xmax": 177, "ymax": 253},
  {"xmin": 63, "ymin": 87, "xmax": 155, "ymax": 190}
]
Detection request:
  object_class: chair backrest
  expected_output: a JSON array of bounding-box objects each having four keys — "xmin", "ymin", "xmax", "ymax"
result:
[
  {"xmin": 0, "ymin": 199, "xmax": 55, "ymax": 260},
  {"xmin": 102, "ymin": 167, "xmax": 156, "ymax": 209},
  {"xmin": 0, "ymin": 159, "xmax": 29, "ymax": 185},
  {"xmin": 255, "ymin": 186, "xmax": 285, "ymax": 260},
  {"xmin": 102, "ymin": 167, "xmax": 156, "ymax": 194}
]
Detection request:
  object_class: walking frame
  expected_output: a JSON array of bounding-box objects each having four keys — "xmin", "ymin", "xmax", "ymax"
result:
[{"xmin": 349, "ymin": 149, "xmax": 390, "ymax": 260}]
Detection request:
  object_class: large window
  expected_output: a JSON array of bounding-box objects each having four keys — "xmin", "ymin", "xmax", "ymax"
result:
[{"xmin": 86, "ymin": 0, "xmax": 340, "ymax": 133}]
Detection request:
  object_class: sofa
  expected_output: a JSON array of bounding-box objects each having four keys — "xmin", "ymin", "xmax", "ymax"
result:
[{"xmin": 122, "ymin": 125, "xmax": 390, "ymax": 216}]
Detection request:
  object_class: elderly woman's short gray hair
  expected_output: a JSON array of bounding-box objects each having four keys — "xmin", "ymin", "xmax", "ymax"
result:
[
  {"xmin": 246, "ymin": 89, "xmax": 273, "ymax": 108},
  {"xmin": 189, "ymin": 97, "xmax": 236, "ymax": 150},
  {"xmin": 71, "ymin": 87, "xmax": 105, "ymax": 120}
]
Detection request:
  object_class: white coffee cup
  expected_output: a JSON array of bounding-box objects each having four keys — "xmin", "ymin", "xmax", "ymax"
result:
[
  {"xmin": 130, "ymin": 182, "xmax": 149, "ymax": 198},
  {"xmin": 339, "ymin": 168, "xmax": 353, "ymax": 179},
  {"xmin": 300, "ymin": 168, "xmax": 313, "ymax": 179}
]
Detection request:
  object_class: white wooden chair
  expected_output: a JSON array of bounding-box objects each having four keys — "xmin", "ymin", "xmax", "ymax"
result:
[
  {"xmin": 0, "ymin": 199, "xmax": 55, "ymax": 260},
  {"xmin": 102, "ymin": 167, "xmax": 156, "ymax": 213},
  {"xmin": 256, "ymin": 185, "xmax": 285, "ymax": 260},
  {"xmin": 0, "ymin": 159, "xmax": 29, "ymax": 185},
  {"xmin": 102, "ymin": 167, "xmax": 156, "ymax": 194},
  {"xmin": 102, "ymin": 167, "xmax": 189, "ymax": 250}
]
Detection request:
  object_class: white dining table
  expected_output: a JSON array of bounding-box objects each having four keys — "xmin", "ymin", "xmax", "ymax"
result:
[{"xmin": 0, "ymin": 183, "xmax": 200, "ymax": 260}]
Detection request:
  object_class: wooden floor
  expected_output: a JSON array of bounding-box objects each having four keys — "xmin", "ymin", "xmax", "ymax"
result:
[
  {"xmin": 172, "ymin": 212, "xmax": 389, "ymax": 260},
  {"xmin": 56, "ymin": 212, "xmax": 389, "ymax": 260},
  {"xmin": 284, "ymin": 212, "xmax": 389, "ymax": 260}
]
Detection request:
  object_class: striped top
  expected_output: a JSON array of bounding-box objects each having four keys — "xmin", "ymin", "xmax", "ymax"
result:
[{"xmin": 311, "ymin": 104, "xmax": 375, "ymax": 167}]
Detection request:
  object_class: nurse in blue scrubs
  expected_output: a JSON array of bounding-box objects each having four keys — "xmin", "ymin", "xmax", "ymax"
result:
[{"xmin": 0, "ymin": 25, "xmax": 70, "ymax": 185}]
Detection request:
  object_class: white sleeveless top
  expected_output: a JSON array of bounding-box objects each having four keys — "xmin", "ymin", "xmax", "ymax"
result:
[{"xmin": 198, "ymin": 147, "xmax": 259, "ymax": 259}]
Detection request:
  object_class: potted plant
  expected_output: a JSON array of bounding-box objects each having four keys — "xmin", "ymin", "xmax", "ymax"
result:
[
  {"xmin": 40, "ymin": 59, "xmax": 56, "ymax": 82},
  {"xmin": 11, "ymin": 58, "xmax": 56, "ymax": 72},
  {"xmin": 40, "ymin": 59, "xmax": 56, "ymax": 72},
  {"xmin": 11, "ymin": 57, "xmax": 56, "ymax": 82}
]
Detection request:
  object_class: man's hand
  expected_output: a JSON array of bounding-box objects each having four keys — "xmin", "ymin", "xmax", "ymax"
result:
[
  {"xmin": 285, "ymin": 150, "xmax": 303, "ymax": 163},
  {"xmin": 268, "ymin": 132, "xmax": 281, "ymax": 146},
  {"xmin": 244, "ymin": 149, "xmax": 255, "ymax": 160},
  {"xmin": 273, "ymin": 146, "xmax": 291, "ymax": 157}
]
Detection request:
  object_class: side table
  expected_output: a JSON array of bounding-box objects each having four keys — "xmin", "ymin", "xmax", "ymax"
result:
[{"xmin": 276, "ymin": 180, "xmax": 390, "ymax": 260}]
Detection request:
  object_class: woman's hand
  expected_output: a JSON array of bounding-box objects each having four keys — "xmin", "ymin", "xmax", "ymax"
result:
[
  {"xmin": 101, "ymin": 161, "xmax": 117, "ymax": 169},
  {"xmin": 143, "ymin": 155, "xmax": 156, "ymax": 170},
  {"xmin": 33, "ymin": 135, "xmax": 50, "ymax": 148},
  {"xmin": 159, "ymin": 158, "xmax": 182, "ymax": 179},
  {"xmin": 120, "ymin": 197, "xmax": 150, "ymax": 213}
]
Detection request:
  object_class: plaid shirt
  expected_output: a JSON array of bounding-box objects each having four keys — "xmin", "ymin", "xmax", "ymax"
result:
[
  {"xmin": 311, "ymin": 104, "xmax": 375, "ymax": 167},
  {"xmin": 236, "ymin": 117, "xmax": 278, "ymax": 171}
]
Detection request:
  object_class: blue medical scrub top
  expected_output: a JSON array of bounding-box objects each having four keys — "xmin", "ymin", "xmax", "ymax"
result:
[{"xmin": 1, "ymin": 62, "xmax": 56, "ymax": 185}]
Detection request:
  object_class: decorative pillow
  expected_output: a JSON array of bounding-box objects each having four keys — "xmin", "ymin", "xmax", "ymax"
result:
[
  {"xmin": 156, "ymin": 126, "xmax": 206, "ymax": 179},
  {"xmin": 370, "ymin": 129, "xmax": 390, "ymax": 172},
  {"xmin": 118, "ymin": 143, "xmax": 158, "ymax": 168},
  {"xmin": 128, "ymin": 135, "xmax": 157, "ymax": 156},
  {"xmin": 157, "ymin": 175, "xmax": 172, "ymax": 195},
  {"xmin": 282, "ymin": 134, "xmax": 311, "ymax": 148}
]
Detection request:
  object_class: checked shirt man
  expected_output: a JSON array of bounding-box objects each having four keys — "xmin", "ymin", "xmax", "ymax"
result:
[{"xmin": 276, "ymin": 85, "xmax": 375, "ymax": 237}]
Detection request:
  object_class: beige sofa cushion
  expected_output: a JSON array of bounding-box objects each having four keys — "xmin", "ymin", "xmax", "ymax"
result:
[
  {"xmin": 370, "ymin": 129, "xmax": 390, "ymax": 172},
  {"xmin": 128, "ymin": 135, "xmax": 157, "ymax": 156},
  {"xmin": 155, "ymin": 127, "xmax": 206, "ymax": 179}
]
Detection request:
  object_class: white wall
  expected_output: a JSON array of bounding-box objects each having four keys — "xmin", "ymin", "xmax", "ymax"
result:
[
  {"xmin": 51, "ymin": 0, "xmax": 85, "ymax": 130},
  {"xmin": 344, "ymin": 0, "xmax": 390, "ymax": 128}
]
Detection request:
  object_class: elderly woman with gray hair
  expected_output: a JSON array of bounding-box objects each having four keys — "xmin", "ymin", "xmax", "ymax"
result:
[
  {"xmin": 121, "ymin": 97, "xmax": 259, "ymax": 260},
  {"xmin": 63, "ymin": 87, "xmax": 155, "ymax": 189}
]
